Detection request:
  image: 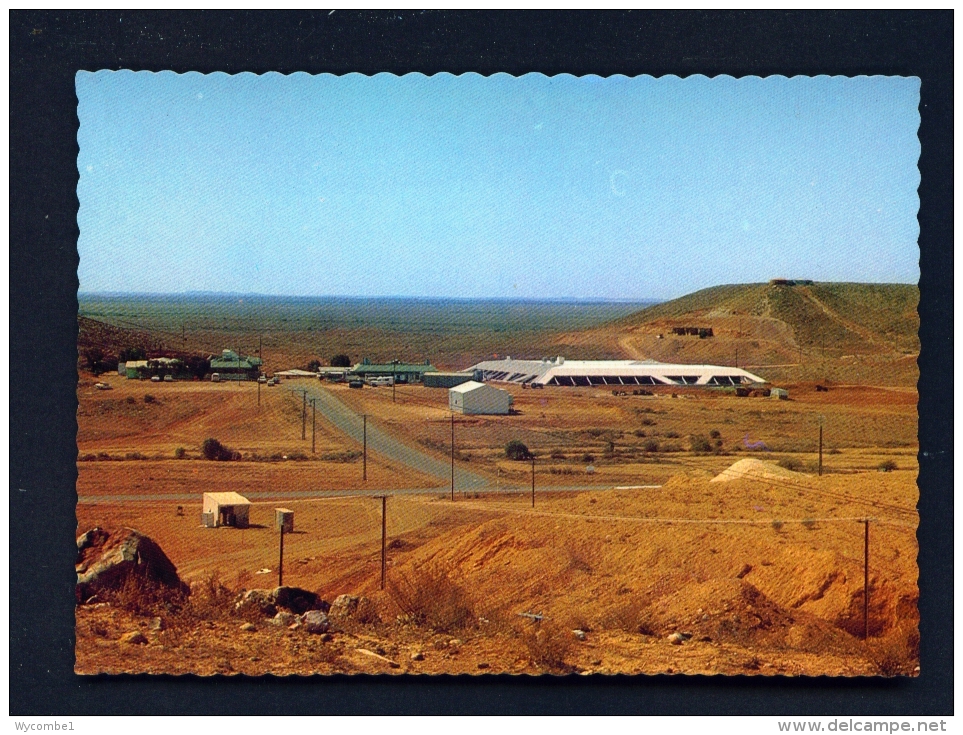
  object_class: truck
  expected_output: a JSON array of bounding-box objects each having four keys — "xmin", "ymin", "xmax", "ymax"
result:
[{"xmin": 366, "ymin": 376, "xmax": 394, "ymax": 387}]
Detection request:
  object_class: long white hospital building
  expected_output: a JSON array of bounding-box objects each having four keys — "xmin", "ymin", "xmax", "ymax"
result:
[{"xmin": 466, "ymin": 357, "xmax": 766, "ymax": 388}]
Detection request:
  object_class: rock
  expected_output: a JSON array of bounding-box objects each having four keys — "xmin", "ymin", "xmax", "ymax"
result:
[
  {"xmin": 120, "ymin": 631, "xmax": 148, "ymax": 645},
  {"xmin": 572, "ymin": 629, "xmax": 587, "ymax": 641},
  {"xmin": 591, "ymin": 659, "xmax": 602, "ymax": 666},
  {"xmin": 319, "ymin": 632, "xmax": 333, "ymax": 643},
  {"xmin": 477, "ymin": 662, "xmax": 490, "ymax": 669},
  {"xmin": 149, "ymin": 617, "xmax": 165, "ymax": 631},
  {"xmin": 288, "ymin": 622, "xmax": 300, "ymax": 631},
  {"xmin": 234, "ymin": 589, "xmax": 277, "ymax": 618},
  {"xmin": 449, "ymin": 638, "xmax": 463, "ymax": 647},
  {"xmin": 410, "ymin": 651, "xmax": 425, "ymax": 661},
  {"xmin": 76, "ymin": 527, "xmax": 188, "ymax": 603},
  {"xmin": 271, "ymin": 611, "xmax": 296, "ymax": 627},
  {"xmin": 736, "ymin": 564, "xmax": 753, "ymax": 579},
  {"xmin": 329, "ymin": 594, "xmax": 361, "ymax": 618},
  {"xmin": 667, "ymin": 632, "xmax": 685, "ymax": 645},
  {"xmin": 356, "ymin": 648, "xmax": 400, "ymax": 668},
  {"xmin": 302, "ymin": 610, "xmax": 330, "ymax": 634},
  {"xmin": 240, "ymin": 622, "xmax": 257, "ymax": 632},
  {"xmin": 274, "ymin": 586, "xmax": 329, "ymax": 615}
]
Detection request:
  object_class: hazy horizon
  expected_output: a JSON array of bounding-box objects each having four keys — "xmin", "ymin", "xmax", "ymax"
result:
[{"xmin": 77, "ymin": 73, "xmax": 920, "ymax": 300}]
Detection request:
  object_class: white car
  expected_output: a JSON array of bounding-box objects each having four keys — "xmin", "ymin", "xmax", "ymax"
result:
[
  {"xmin": 150, "ymin": 375, "xmax": 161, "ymax": 382},
  {"xmin": 93, "ymin": 382, "xmax": 112, "ymax": 390}
]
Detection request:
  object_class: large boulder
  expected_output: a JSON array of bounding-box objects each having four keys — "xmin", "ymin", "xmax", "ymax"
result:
[
  {"xmin": 302, "ymin": 610, "xmax": 330, "ymax": 634},
  {"xmin": 234, "ymin": 586, "xmax": 328, "ymax": 619},
  {"xmin": 274, "ymin": 586, "xmax": 329, "ymax": 615},
  {"xmin": 76, "ymin": 527, "xmax": 187, "ymax": 603},
  {"xmin": 234, "ymin": 589, "xmax": 278, "ymax": 618},
  {"xmin": 329, "ymin": 594, "xmax": 361, "ymax": 618}
]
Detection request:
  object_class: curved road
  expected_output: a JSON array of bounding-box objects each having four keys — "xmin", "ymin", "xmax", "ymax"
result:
[{"xmin": 297, "ymin": 382, "xmax": 491, "ymax": 491}]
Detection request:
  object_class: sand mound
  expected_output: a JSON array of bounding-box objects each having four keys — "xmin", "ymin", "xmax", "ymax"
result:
[{"xmin": 710, "ymin": 458, "xmax": 809, "ymax": 483}]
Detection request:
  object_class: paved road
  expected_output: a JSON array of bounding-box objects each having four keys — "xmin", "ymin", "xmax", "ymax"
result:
[{"xmin": 296, "ymin": 382, "xmax": 492, "ymax": 491}]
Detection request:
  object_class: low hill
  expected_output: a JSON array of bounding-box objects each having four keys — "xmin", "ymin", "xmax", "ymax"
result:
[
  {"xmin": 553, "ymin": 282, "xmax": 919, "ymax": 386},
  {"xmin": 78, "ymin": 316, "xmax": 170, "ymax": 362}
]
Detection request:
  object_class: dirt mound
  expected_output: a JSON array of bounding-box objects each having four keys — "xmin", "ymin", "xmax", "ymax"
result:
[
  {"xmin": 76, "ymin": 527, "xmax": 188, "ymax": 602},
  {"xmin": 645, "ymin": 578, "xmax": 859, "ymax": 654},
  {"xmin": 710, "ymin": 458, "xmax": 809, "ymax": 483}
]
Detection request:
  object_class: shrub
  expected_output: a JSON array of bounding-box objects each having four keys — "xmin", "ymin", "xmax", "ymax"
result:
[
  {"xmin": 709, "ymin": 429, "xmax": 721, "ymax": 439},
  {"xmin": 125, "ymin": 396, "xmax": 136, "ymax": 405},
  {"xmin": 639, "ymin": 418, "xmax": 656, "ymax": 426},
  {"xmin": 520, "ymin": 622, "xmax": 574, "ymax": 673},
  {"xmin": 78, "ymin": 453, "xmax": 97, "ymax": 462},
  {"xmin": 633, "ymin": 429, "xmax": 646, "ymax": 438},
  {"xmin": 801, "ymin": 518, "xmax": 817, "ymax": 530},
  {"xmin": 143, "ymin": 394, "xmax": 156, "ymax": 404},
  {"xmin": 330, "ymin": 354, "xmax": 352, "ymax": 368},
  {"xmin": 778, "ymin": 457, "xmax": 803, "ymax": 472},
  {"xmin": 581, "ymin": 452, "xmax": 595, "ymax": 463},
  {"xmin": 643, "ymin": 439, "xmax": 660, "ymax": 453},
  {"xmin": 689, "ymin": 435, "xmax": 713, "ymax": 453},
  {"xmin": 664, "ymin": 431, "xmax": 680, "ymax": 439},
  {"xmin": 550, "ymin": 450, "xmax": 566, "ymax": 460},
  {"xmin": 174, "ymin": 447, "xmax": 187, "ymax": 459},
  {"xmin": 125, "ymin": 452, "xmax": 146, "ymax": 460},
  {"xmin": 201, "ymin": 438, "xmax": 241, "ymax": 461},
  {"xmin": 505, "ymin": 440, "xmax": 532, "ymax": 461},
  {"xmin": 878, "ymin": 460, "xmax": 898, "ymax": 472},
  {"xmin": 388, "ymin": 564, "xmax": 475, "ymax": 632},
  {"xmin": 771, "ymin": 520, "xmax": 784, "ymax": 532}
]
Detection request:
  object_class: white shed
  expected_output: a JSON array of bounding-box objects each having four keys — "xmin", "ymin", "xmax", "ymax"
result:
[
  {"xmin": 202, "ymin": 492, "xmax": 251, "ymax": 528},
  {"xmin": 449, "ymin": 381, "xmax": 512, "ymax": 415}
]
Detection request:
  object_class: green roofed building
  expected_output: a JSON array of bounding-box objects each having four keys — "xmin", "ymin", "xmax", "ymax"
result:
[
  {"xmin": 210, "ymin": 349, "xmax": 263, "ymax": 381},
  {"xmin": 349, "ymin": 358, "xmax": 438, "ymax": 384}
]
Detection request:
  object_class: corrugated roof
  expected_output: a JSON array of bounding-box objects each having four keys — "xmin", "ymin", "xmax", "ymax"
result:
[
  {"xmin": 203, "ymin": 492, "xmax": 251, "ymax": 505},
  {"xmin": 449, "ymin": 380, "xmax": 505, "ymax": 394}
]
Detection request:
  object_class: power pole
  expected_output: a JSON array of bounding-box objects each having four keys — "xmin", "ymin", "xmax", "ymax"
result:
[
  {"xmin": 363, "ymin": 414, "xmax": 367, "ymax": 482},
  {"xmin": 278, "ymin": 523, "xmax": 285, "ymax": 587},
  {"xmin": 257, "ymin": 378, "xmax": 261, "ymax": 408},
  {"xmin": 311, "ymin": 399, "xmax": 317, "ymax": 453},
  {"xmin": 531, "ymin": 455, "xmax": 536, "ymax": 508},
  {"xmin": 863, "ymin": 519, "xmax": 870, "ymax": 640},
  {"xmin": 818, "ymin": 423, "xmax": 823, "ymax": 477},
  {"xmin": 380, "ymin": 495, "xmax": 387, "ymax": 591},
  {"xmin": 392, "ymin": 379, "xmax": 396, "ymax": 403},
  {"xmin": 450, "ymin": 414, "xmax": 455, "ymax": 501}
]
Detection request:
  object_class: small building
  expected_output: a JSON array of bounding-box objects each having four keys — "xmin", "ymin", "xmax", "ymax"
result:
[
  {"xmin": 202, "ymin": 492, "xmax": 251, "ymax": 528},
  {"xmin": 350, "ymin": 358, "xmax": 438, "ymax": 384},
  {"xmin": 770, "ymin": 387, "xmax": 789, "ymax": 400},
  {"xmin": 124, "ymin": 360, "xmax": 149, "ymax": 379},
  {"xmin": 118, "ymin": 362, "xmax": 127, "ymax": 376},
  {"xmin": 423, "ymin": 371, "xmax": 478, "ymax": 389},
  {"xmin": 210, "ymin": 349, "xmax": 263, "ymax": 381},
  {"xmin": 274, "ymin": 369, "xmax": 318, "ymax": 380},
  {"xmin": 275, "ymin": 508, "xmax": 294, "ymax": 533},
  {"xmin": 449, "ymin": 380, "xmax": 512, "ymax": 415}
]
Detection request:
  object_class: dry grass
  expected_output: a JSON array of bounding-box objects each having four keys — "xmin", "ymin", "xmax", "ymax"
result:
[
  {"xmin": 519, "ymin": 621, "xmax": 575, "ymax": 673},
  {"xmin": 388, "ymin": 564, "xmax": 475, "ymax": 633}
]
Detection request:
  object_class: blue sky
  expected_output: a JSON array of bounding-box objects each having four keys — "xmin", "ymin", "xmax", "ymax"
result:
[{"xmin": 77, "ymin": 72, "xmax": 920, "ymax": 301}]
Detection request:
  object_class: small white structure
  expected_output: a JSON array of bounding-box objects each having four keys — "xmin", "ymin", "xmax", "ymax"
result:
[
  {"xmin": 274, "ymin": 369, "xmax": 318, "ymax": 380},
  {"xmin": 449, "ymin": 380, "xmax": 512, "ymax": 415},
  {"xmin": 202, "ymin": 492, "xmax": 251, "ymax": 528},
  {"xmin": 770, "ymin": 387, "xmax": 789, "ymax": 400},
  {"xmin": 275, "ymin": 508, "xmax": 294, "ymax": 533}
]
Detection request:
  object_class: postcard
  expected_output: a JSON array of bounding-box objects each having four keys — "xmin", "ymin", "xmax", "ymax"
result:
[{"xmin": 75, "ymin": 72, "xmax": 919, "ymax": 676}]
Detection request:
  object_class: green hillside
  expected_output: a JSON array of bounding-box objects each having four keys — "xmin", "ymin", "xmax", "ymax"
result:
[{"xmin": 613, "ymin": 282, "xmax": 919, "ymax": 354}]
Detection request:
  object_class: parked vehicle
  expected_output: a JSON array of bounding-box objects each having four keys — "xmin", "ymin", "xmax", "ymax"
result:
[
  {"xmin": 349, "ymin": 380, "xmax": 364, "ymax": 389},
  {"xmin": 93, "ymin": 382, "xmax": 112, "ymax": 390},
  {"xmin": 257, "ymin": 375, "xmax": 268, "ymax": 384},
  {"xmin": 211, "ymin": 373, "xmax": 221, "ymax": 383},
  {"xmin": 366, "ymin": 376, "xmax": 394, "ymax": 387},
  {"xmin": 163, "ymin": 375, "xmax": 175, "ymax": 382},
  {"xmin": 267, "ymin": 377, "xmax": 279, "ymax": 386},
  {"xmin": 151, "ymin": 375, "xmax": 162, "ymax": 382}
]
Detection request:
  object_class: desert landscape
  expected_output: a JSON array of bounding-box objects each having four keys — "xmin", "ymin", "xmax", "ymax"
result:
[{"xmin": 75, "ymin": 282, "xmax": 919, "ymax": 677}]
